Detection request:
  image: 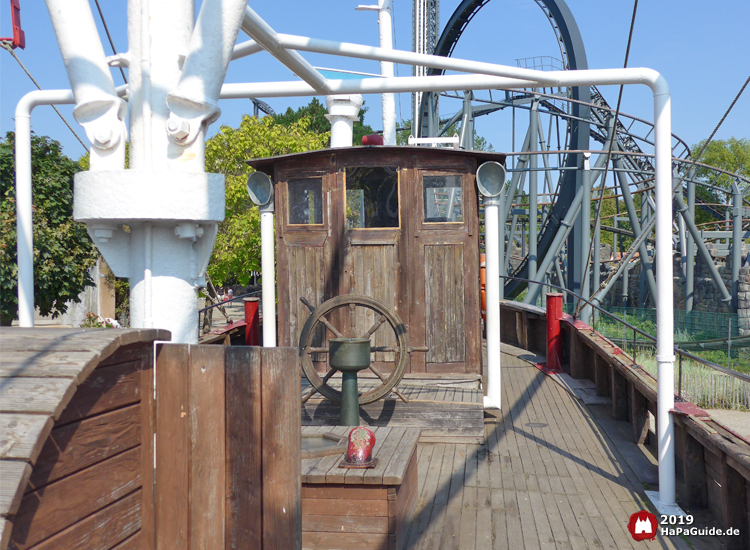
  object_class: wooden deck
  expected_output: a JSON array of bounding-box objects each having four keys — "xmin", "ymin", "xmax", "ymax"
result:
[
  {"xmin": 400, "ymin": 351, "xmax": 705, "ymax": 550},
  {"xmin": 302, "ymin": 375, "xmax": 485, "ymax": 443}
]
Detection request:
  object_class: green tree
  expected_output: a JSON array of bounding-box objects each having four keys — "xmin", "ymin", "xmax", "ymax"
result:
[
  {"xmin": 273, "ymin": 98, "xmax": 375, "ymax": 147},
  {"xmin": 0, "ymin": 132, "xmax": 98, "ymax": 325},
  {"xmin": 204, "ymin": 114, "xmax": 329, "ymax": 286},
  {"xmin": 690, "ymin": 138, "xmax": 750, "ymax": 227}
]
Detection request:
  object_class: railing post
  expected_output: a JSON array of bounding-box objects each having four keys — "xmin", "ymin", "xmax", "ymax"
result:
[
  {"xmin": 546, "ymin": 293, "xmax": 563, "ymax": 371},
  {"xmin": 244, "ymin": 297, "xmax": 261, "ymax": 346}
]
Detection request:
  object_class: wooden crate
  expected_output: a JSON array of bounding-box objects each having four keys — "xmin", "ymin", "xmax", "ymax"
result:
[{"xmin": 300, "ymin": 426, "xmax": 419, "ymax": 550}]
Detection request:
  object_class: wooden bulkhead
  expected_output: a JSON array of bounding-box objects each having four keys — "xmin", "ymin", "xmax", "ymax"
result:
[{"xmin": 248, "ymin": 146, "xmax": 506, "ymax": 376}]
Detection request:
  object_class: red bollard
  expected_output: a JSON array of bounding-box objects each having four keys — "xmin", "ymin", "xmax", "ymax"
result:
[
  {"xmin": 546, "ymin": 293, "xmax": 563, "ymax": 371},
  {"xmin": 244, "ymin": 297, "xmax": 260, "ymax": 346}
]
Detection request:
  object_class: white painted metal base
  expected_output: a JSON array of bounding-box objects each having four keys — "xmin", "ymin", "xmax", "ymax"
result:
[
  {"xmin": 483, "ymin": 395, "xmax": 501, "ymax": 409},
  {"xmin": 644, "ymin": 490, "xmax": 686, "ymax": 517}
]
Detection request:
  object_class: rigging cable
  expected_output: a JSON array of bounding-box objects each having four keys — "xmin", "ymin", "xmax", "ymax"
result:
[
  {"xmin": 93, "ymin": 0, "xmax": 127, "ymax": 84},
  {"xmin": 1, "ymin": 41, "xmax": 88, "ymax": 153},
  {"xmin": 577, "ymin": 0, "xmax": 639, "ymax": 316},
  {"xmin": 693, "ymin": 74, "xmax": 750, "ymax": 161}
]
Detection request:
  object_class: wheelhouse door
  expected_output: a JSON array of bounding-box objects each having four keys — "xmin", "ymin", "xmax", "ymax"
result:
[
  {"xmin": 409, "ymin": 167, "xmax": 481, "ymax": 374},
  {"xmin": 339, "ymin": 164, "xmax": 405, "ymax": 376}
]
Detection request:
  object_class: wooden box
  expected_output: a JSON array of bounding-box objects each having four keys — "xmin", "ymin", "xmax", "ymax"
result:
[{"xmin": 301, "ymin": 426, "xmax": 420, "ymax": 550}]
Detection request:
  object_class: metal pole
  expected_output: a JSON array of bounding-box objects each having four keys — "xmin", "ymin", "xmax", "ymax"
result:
[
  {"xmin": 732, "ymin": 182, "xmax": 742, "ymax": 311},
  {"xmin": 528, "ymin": 97, "xmax": 539, "ymax": 305},
  {"xmin": 580, "ymin": 153, "xmax": 592, "ymax": 324},
  {"xmin": 686, "ymin": 169, "xmax": 696, "ymax": 313}
]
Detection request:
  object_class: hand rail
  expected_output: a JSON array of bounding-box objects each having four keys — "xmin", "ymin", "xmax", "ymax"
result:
[{"xmin": 500, "ymin": 275, "xmax": 750, "ymax": 387}]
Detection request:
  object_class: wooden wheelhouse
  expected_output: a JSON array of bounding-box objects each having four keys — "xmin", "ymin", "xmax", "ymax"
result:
[{"xmin": 248, "ymin": 146, "xmax": 506, "ymax": 376}]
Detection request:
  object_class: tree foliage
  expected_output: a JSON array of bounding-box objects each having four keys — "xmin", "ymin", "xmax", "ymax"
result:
[
  {"xmin": 690, "ymin": 138, "xmax": 750, "ymax": 226},
  {"xmin": 204, "ymin": 114, "xmax": 329, "ymax": 286},
  {"xmin": 0, "ymin": 132, "xmax": 98, "ymax": 325}
]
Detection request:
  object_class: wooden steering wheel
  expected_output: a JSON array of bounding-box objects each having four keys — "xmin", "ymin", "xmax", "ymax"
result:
[{"xmin": 298, "ymin": 294, "xmax": 410, "ymax": 405}]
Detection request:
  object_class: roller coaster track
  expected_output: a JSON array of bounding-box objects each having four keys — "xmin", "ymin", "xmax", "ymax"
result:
[{"xmin": 419, "ymin": 0, "xmax": 746, "ymax": 302}]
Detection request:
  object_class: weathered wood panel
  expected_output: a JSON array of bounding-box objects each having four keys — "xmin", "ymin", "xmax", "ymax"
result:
[
  {"xmin": 425, "ymin": 245, "xmax": 465, "ymax": 365},
  {"xmin": 0, "ymin": 415, "xmax": 53, "ymax": 463},
  {"xmin": 154, "ymin": 344, "xmax": 190, "ymax": 550},
  {"xmin": 225, "ymin": 347, "xmax": 263, "ymax": 550},
  {"xmin": 0, "ymin": 329, "xmax": 164, "ymax": 550},
  {"xmin": 0, "ymin": 461, "xmax": 31, "ymax": 516},
  {"xmin": 286, "ymin": 245, "xmax": 326, "ymax": 349},
  {"xmin": 21, "ymin": 489, "xmax": 142, "ymax": 550},
  {"xmin": 154, "ymin": 345, "xmax": 301, "ymax": 550},
  {"xmin": 351, "ymin": 244, "xmax": 397, "ymax": 362},
  {"xmin": 262, "ymin": 347, "xmax": 302, "ymax": 550},
  {"xmin": 56, "ymin": 361, "xmax": 141, "ymax": 425},
  {"xmin": 28, "ymin": 404, "xmax": 141, "ymax": 490},
  {"xmin": 10, "ymin": 447, "xmax": 141, "ymax": 549},
  {"xmin": 188, "ymin": 345, "xmax": 226, "ymax": 550}
]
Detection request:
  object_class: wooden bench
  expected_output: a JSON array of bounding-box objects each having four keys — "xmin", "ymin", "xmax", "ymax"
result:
[{"xmin": 301, "ymin": 426, "xmax": 420, "ymax": 550}]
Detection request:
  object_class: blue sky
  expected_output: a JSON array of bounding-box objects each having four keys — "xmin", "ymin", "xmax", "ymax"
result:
[{"xmin": 1, "ymin": 0, "xmax": 748, "ymax": 160}]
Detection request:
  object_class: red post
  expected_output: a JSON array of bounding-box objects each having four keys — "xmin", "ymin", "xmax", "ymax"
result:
[
  {"xmin": 546, "ymin": 293, "xmax": 563, "ymax": 371},
  {"xmin": 244, "ymin": 297, "xmax": 260, "ymax": 346}
]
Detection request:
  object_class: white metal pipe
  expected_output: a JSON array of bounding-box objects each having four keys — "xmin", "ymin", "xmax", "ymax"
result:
[
  {"xmin": 326, "ymin": 94, "xmax": 363, "ymax": 147},
  {"xmin": 484, "ymin": 197, "xmax": 501, "ymax": 409},
  {"xmin": 219, "ymin": 74, "xmax": 537, "ymax": 99},
  {"xmin": 653, "ymin": 86, "xmax": 677, "ymax": 507},
  {"xmin": 44, "ymin": 0, "xmax": 126, "ymax": 170},
  {"xmin": 261, "ymin": 210, "xmax": 276, "ymax": 347},
  {"xmin": 14, "ymin": 90, "xmax": 75, "ymax": 327},
  {"xmin": 377, "ymin": 0, "xmax": 396, "ymax": 145},
  {"xmin": 166, "ymin": 0, "xmax": 248, "ymax": 149},
  {"xmin": 144, "ymin": 222, "xmax": 153, "ymax": 328},
  {"xmin": 232, "ymin": 39, "xmax": 264, "ymax": 61},
  {"xmin": 241, "ymin": 7, "xmax": 330, "ymax": 95}
]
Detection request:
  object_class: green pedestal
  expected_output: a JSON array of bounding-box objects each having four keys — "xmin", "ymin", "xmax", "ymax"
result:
[
  {"xmin": 329, "ymin": 338, "xmax": 371, "ymax": 427},
  {"xmin": 340, "ymin": 371, "xmax": 360, "ymax": 426}
]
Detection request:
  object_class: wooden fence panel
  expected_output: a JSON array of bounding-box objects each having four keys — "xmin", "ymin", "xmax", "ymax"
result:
[
  {"xmin": 154, "ymin": 345, "xmax": 301, "ymax": 550},
  {"xmin": 225, "ymin": 347, "xmax": 263, "ymax": 549},
  {"xmin": 261, "ymin": 347, "xmax": 302, "ymax": 550}
]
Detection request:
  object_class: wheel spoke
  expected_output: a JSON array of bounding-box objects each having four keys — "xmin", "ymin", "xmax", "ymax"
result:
[
  {"xmin": 301, "ymin": 367, "xmax": 337, "ymax": 403},
  {"xmin": 319, "ymin": 314, "xmax": 345, "ymax": 338},
  {"xmin": 371, "ymin": 346, "xmax": 398, "ymax": 353},
  {"xmin": 361, "ymin": 314, "xmax": 387, "ymax": 339},
  {"xmin": 366, "ymin": 363, "xmax": 409, "ymax": 403}
]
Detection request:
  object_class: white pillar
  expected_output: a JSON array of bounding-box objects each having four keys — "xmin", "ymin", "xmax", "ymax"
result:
[
  {"xmin": 483, "ymin": 196, "xmax": 502, "ymax": 409},
  {"xmin": 377, "ymin": 0, "xmax": 397, "ymax": 145},
  {"xmin": 261, "ymin": 207, "xmax": 276, "ymax": 347},
  {"xmin": 326, "ymin": 94, "xmax": 364, "ymax": 148},
  {"xmin": 653, "ymin": 87, "xmax": 677, "ymax": 508}
]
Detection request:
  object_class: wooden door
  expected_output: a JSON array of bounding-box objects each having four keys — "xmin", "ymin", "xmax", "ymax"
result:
[
  {"xmin": 408, "ymin": 166, "xmax": 481, "ymax": 374},
  {"xmin": 275, "ymin": 159, "xmax": 338, "ymax": 349},
  {"xmin": 339, "ymin": 164, "xmax": 405, "ymax": 375}
]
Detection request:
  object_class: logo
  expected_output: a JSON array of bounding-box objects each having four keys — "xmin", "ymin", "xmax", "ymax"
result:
[{"xmin": 627, "ymin": 511, "xmax": 657, "ymax": 541}]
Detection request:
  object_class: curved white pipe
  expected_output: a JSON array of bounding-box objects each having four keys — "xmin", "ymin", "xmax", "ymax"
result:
[
  {"xmin": 241, "ymin": 7, "xmax": 330, "ymax": 95},
  {"xmin": 14, "ymin": 90, "xmax": 75, "ymax": 327}
]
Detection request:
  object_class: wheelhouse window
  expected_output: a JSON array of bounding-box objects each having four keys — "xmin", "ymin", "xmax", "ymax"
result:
[
  {"xmin": 288, "ymin": 177, "xmax": 323, "ymax": 225},
  {"xmin": 345, "ymin": 167, "xmax": 399, "ymax": 229},
  {"xmin": 423, "ymin": 174, "xmax": 463, "ymax": 223}
]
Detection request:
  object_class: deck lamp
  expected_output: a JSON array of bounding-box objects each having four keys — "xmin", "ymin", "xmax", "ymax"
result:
[
  {"xmin": 476, "ymin": 161, "xmax": 506, "ymax": 409},
  {"xmin": 476, "ymin": 161, "xmax": 506, "ymax": 199},
  {"xmin": 246, "ymin": 171, "xmax": 274, "ymax": 210}
]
